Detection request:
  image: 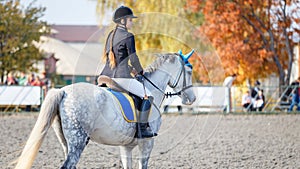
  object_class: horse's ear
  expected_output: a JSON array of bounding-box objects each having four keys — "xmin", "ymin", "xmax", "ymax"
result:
[
  {"xmin": 178, "ymin": 49, "xmax": 194, "ymax": 62},
  {"xmin": 184, "ymin": 49, "xmax": 194, "ymax": 61},
  {"xmin": 178, "ymin": 50, "xmax": 183, "ymax": 55}
]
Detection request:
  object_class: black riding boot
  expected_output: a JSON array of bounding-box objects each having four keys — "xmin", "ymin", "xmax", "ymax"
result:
[{"xmin": 137, "ymin": 96, "xmax": 157, "ymax": 138}]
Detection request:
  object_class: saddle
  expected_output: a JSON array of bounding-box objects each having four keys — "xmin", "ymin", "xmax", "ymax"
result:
[
  {"xmin": 97, "ymin": 75, "xmax": 142, "ymax": 122},
  {"xmin": 97, "ymin": 75, "xmax": 127, "ymax": 92}
]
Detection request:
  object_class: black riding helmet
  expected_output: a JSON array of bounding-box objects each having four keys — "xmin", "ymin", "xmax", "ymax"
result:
[{"xmin": 113, "ymin": 6, "xmax": 137, "ymax": 23}]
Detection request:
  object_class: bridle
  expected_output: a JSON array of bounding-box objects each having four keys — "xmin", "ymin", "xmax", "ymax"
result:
[{"xmin": 142, "ymin": 54, "xmax": 193, "ymax": 98}]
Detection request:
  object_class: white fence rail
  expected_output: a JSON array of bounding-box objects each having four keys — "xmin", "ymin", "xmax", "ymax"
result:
[
  {"xmin": 0, "ymin": 85, "xmax": 293, "ymax": 113},
  {"xmin": 0, "ymin": 86, "xmax": 41, "ymax": 106},
  {"xmin": 162, "ymin": 86, "xmax": 226, "ymax": 113}
]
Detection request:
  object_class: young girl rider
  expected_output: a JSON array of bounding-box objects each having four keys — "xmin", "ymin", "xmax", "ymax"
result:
[{"xmin": 100, "ymin": 6, "xmax": 157, "ymax": 138}]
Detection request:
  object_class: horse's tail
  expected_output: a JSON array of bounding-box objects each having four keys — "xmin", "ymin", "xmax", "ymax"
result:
[{"xmin": 15, "ymin": 88, "xmax": 64, "ymax": 169}]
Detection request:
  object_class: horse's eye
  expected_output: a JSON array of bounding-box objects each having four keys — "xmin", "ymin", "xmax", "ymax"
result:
[
  {"xmin": 185, "ymin": 63, "xmax": 193, "ymax": 69},
  {"xmin": 185, "ymin": 65, "xmax": 193, "ymax": 72}
]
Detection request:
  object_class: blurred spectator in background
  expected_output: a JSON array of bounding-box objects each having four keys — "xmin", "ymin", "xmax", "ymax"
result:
[
  {"xmin": 26, "ymin": 73, "xmax": 35, "ymax": 86},
  {"xmin": 250, "ymin": 80, "xmax": 261, "ymax": 111},
  {"xmin": 254, "ymin": 89, "xmax": 265, "ymax": 111},
  {"xmin": 18, "ymin": 72, "xmax": 27, "ymax": 86},
  {"xmin": 4, "ymin": 72, "xmax": 18, "ymax": 85},
  {"xmin": 242, "ymin": 90, "xmax": 252, "ymax": 112},
  {"xmin": 223, "ymin": 74, "xmax": 237, "ymax": 113},
  {"xmin": 40, "ymin": 71, "xmax": 51, "ymax": 97},
  {"xmin": 223, "ymin": 74, "xmax": 237, "ymax": 88},
  {"xmin": 31, "ymin": 76, "xmax": 44, "ymax": 87},
  {"xmin": 251, "ymin": 80, "xmax": 261, "ymax": 98},
  {"xmin": 288, "ymin": 77, "xmax": 300, "ymax": 112},
  {"xmin": 40, "ymin": 71, "xmax": 51, "ymax": 94}
]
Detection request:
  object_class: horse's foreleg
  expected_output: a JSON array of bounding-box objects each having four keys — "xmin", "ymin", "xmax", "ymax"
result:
[
  {"xmin": 138, "ymin": 139, "xmax": 154, "ymax": 169},
  {"xmin": 120, "ymin": 145, "xmax": 134, "ymax": 169}
]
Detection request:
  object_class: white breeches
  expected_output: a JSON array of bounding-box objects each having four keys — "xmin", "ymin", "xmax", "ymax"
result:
[{"xmin": 112, "ymin": 78, "xmax": 152, "ymax": 98}]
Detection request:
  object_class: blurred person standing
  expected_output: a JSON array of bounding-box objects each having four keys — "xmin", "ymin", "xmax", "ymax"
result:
[
  {"xmin": 223, "ymin": 74, "xmax": 237, "ymax": 113},
  {"xmin": 288, "ymin": 77, "xmax": 300, "ymax": 112},
  {"xmin": 40, "ymin": 71, "xmax": 51, "ymax": 97}
]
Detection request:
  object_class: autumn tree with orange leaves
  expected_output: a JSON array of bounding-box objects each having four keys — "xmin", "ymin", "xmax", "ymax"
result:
[{"xmin": 187, "ymin": 0, "xmax": 300, "ymax": 87}]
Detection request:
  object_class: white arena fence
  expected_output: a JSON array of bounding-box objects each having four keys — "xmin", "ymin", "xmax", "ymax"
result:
[
  {"xmin": 162, "ymin": 86, "xmax": 226, "ymax": 113},
  {"xmin": 162, "ymin": 85, "xmax": 292, "ymax": 113},
  {"xmin": 0, "ymin": 86, "xmax": 42, "ymax": 111},
  {"xmin": 0, "ymin": 85, "xmax": 294, "ymax": 113},
  {"xmin": 1, "ymin": 85, "xmax": 228, "ymax": 113}
]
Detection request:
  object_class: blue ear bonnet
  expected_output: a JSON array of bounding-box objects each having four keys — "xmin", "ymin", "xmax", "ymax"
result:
[{"xmin": 178, "ymin": 49, "xmax": 194, "ymax": 69}]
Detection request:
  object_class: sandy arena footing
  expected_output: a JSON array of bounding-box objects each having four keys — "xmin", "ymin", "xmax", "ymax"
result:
[{"xmin": 1, "ymin": 113, "xmax": 299, "ymax": 168}]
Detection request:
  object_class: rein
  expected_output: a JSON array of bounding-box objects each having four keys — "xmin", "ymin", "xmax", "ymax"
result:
[
  {"xmin": 142, "ymin": 74, "xmax": 181, "ymax": 98},
  {"xmin": 142, "ymin": 56, "xmax": 193, "ymax": 98}
]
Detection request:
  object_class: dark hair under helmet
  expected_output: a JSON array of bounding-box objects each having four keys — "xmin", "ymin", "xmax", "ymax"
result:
[{"xmin": 113, "ymin": 6, "xmax": 137, "ymax": 23}]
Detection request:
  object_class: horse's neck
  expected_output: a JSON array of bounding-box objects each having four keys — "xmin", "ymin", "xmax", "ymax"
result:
[{"xmin": 145, "ymin": 69, "xmax": 170, "ymax": 106}]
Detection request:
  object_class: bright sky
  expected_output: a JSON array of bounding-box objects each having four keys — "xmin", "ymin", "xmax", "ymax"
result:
[{"xmin": 20, "ymin": 0, "xmax": 102, "ymax": 25}]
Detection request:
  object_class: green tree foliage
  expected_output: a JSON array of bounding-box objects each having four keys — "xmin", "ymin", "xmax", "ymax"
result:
[{"xmin": 0, "ymin": 0, "xmax": 49, "ymax": 82}]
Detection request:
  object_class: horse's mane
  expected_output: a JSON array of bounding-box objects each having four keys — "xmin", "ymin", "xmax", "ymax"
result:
[{"xmin": 145, "ymin": 53, "xmax": 179, "ymax": 73}]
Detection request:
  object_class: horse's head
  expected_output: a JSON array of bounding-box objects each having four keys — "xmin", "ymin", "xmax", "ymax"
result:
[
  {"xmin": 167, "ymin": 50, "xmax": 196, "ymax": 105},
  {"xmin": 144, "ymin": 50, "xmax": 196, "ymax": 105}
]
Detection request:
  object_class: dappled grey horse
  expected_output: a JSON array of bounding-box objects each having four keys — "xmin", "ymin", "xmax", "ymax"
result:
[{"xmin": 15, "ymin": 51, "xmax": 196, "ymax": 169}]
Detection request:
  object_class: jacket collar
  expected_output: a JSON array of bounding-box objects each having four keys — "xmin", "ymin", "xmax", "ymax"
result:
[{"xmin": 117, "ymin": 25, "xmax": 128, "ymax": 31}]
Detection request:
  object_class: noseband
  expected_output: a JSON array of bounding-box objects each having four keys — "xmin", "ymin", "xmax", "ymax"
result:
[{"xmin": 142, "ymin": 55, "xmax": 193, "ymax": 98}]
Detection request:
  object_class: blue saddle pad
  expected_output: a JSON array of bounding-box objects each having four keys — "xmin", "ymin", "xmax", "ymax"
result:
[{"xmin": 107, "ymin": 89, "xmax": 137, "ymax": 122}]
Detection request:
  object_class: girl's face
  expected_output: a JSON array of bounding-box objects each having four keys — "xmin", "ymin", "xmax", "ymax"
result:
[{"xmin": 126, "ymin": 18, "xmax": 133, "ymax": 29}]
